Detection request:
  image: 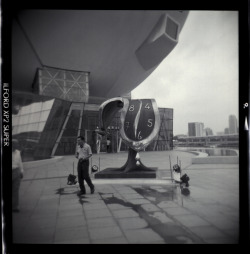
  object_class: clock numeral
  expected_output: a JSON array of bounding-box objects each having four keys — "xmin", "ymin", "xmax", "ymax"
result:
[
  {"xmin": 137, "ymin": 131, "xmax": 142, "ymax": 140},
  {"xmin": 145, "ymin": 103, "xmax": 150, "ymax": 110},
  {"xmin": 147, "ymin": 119, "xmax": 153, "ymax": 127},
  {"xmin": 129, "ymin": 105, "xmax": 134, "ymax": 111}
]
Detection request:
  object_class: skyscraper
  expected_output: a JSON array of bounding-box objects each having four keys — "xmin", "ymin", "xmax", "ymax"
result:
[
  {"xmin": 229, "ymin": 115, "xmax": 238, "ymax": 134},
  {"xmin": 188, "ymin": 122, "xmax": 204, "ymax": 137},
  {"xmin": 205, "ymin": 127, "xmax": 213, "ymax": 136}
]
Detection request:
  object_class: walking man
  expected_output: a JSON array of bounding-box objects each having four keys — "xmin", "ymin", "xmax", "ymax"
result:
[
  {"xmin": 75, "ymin": 136, "xmax": 95, "ymax": 195},
  {"xmin": 12, "ymin": 139, "xmax": 24, "ymax": 212}
]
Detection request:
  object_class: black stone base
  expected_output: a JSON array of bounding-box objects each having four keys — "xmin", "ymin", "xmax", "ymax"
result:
[{"xmin": 94, "ymin": 167, "xmax": 158, "ymax": 179}]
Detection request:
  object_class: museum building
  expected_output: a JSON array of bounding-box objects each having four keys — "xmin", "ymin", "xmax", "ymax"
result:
[{"xmin": 11, "ymin": 10, "xmax": 189, "ymax": 161}]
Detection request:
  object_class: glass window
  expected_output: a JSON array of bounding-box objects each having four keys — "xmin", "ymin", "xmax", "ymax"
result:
[
  {"xmin": 27, "ymin": 123, "xmax": 39, "ymax": 132},
  {"xmin": 12, "ymin": 126, "xmax": 18, "ymax": 135},
  {"xmin": 38, "ymin": 122, "xmax": 46, "ymax": 132},
  {"xmin": 19, "ymin": 114, "xmax": 30, "ymax": 125},
  {"xmin": 12, "ymin": 116, "xmax": 20, "ymax": 126},
  {"xmin": 17, "ymin": 125, "xmax": 27, "ymax": 134},
  {"xmin": 42, "ymin": 99, "xmax": 54, "ymax": 111},
  {"xmin": 29, "ymin": 112, "xmax": 41, "ymax": 123},
  {"xmin": 30, "ymin": 102, "xmax": 43, "ymax": 113},
  {"xmin": 40, "ymin": 110, "xmax": 50, "ymax": 122},
  {"xmin": 21, "ymin": 105, "xmax": 31, "ymax": 115}
]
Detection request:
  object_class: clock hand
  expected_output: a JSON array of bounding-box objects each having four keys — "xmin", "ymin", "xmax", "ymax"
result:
[{"xmin": 133, "ymin": 100, "xmax": 142, "ymax": 139}]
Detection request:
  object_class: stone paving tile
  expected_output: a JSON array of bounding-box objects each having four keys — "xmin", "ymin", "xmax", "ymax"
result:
[
  {"xmin": 123, "ymin": 228, "xmax": 165, "ymax": 244},
  {"xmin": 57, "ymin": 207, "xmax": 84, "ymax": 218},
  {"xmin": 58, "ymin": 202, "xmax": 82, "ymax": 211},
  {"xmin": 20, "ymin": 191, "xmax": 42, "ymax": 201},
  {"xmin": 117, "ymin": 217, "xmax": 148, "ymax": 230},
  {"xmin": 39, "ymin": 194, "xmax": 59, "ymax": 201},
  {"xmin": 162, "ymin": 206, "xmax": 193, "ymax": 216},
  {"xmin": 141, "ymin": 203, "xmax": 161, "ymax": 212},
  {"xmin": 113, "ymin": 186, "xmax": 138, "ymax": 194},
  {"xmin": 223, "ymin": 228, "xmax": 239, "ymax": 238},
  {"xmin": 86, "ymin": 217, "xmax": 118, "ymax": 228},
  {"xmin": 82, "ymin": 202, "xmax": 107, "ymax": 210},
  {"xmin": 35, "ymin": 203, "xmax": 59, "ymax": 210},
  {"xmin": 56, "ymin": 214, "xmax": 86, "ymax": 228},
  {"xmin": 172, "ymin": 214, "xmax": 211, "ymax": 228},
  {"xmin": 30, "ymin": 207, "xmax": 58, "ymax": 218},
  {"xmin": 88, "ymin": 225, "xmax": 124, "ymax": 240},
  {"xmin": 24, "ymin": 215, "xmax": 57, "ymax": 229},
  {"xmin": 206, "ymin": 215, "xmax": 239, "ymax": 231},
  {"xmin": 96, "ymin": 186, "xmax": 117, "ymax": 193},
  {"xmin": 29, "ymin": 212, "xmax": 57, "ymax": 221},
  {"xmin": 58, "ymin": 192, "xmax": 79, "ymax": 198},
  {"xmin": 12, "ymin": 215, "xmax": 31, "ymax": 230},
  {"xmin": 84, "ymin": 208, "xmax": 112, "ymax": 219},
  {"xmin": 148, "ymin": 211, "xmax": 175, "ymax": 224},
  {"xmin": 99, "ymin": 193, "xmax": 121, "ymax": 199},
  {"xmin": 81, "ymin": 195, "xmax": 103, "ymax": 202},
  {"xmin": 107, "ymin": 203, "xmax": 132, "ymax": 210},
  {"xmin": 91, "ymin": 236, "xmax": 128, "ymax": 244},
  {"xmin": 147, "ymin": 196, "xmax": 156, "ymax": 202},
  {"xmin": 153, "ymin": 222, "xmax": 190, "ymax": 237},
  {"xmin": 14, "ymin": 226, "xmax": 55, "ymax": 244},
  {"xmin": 121, "ymin": 193, "xmax": 144, "ymax": 200},
  {"xmin": 150, "ymin": 187, "xmax": 168, "ymax": 193},
  {"xmin": 157, "ymin": 200, "xmax": 179, "ymax": 208},
  {"xmin": 15, "ymin": 204, "xmax": 35, "ymax": 217},
  {"xmin": 59, "ymin": 196, "xmax": 80, "ymax": 204},
  {"xmin": 183, "ymin": 203, "xmax": 221, "ymax": 218},
  {"xmin": 188, "ymin": 225, "xmax": 229, "ymax": 242},
  {"xmin": 204, "ymin": 237, "xmax": 238, "ymax": 244},
  {"xmin": 128, "ymin": 198, "xmax": 151, "ymax": 205},
  {"xmin": 112, "ymin": 208, "xmax": 139, "ymax": 218},
  {"xmin": 54, "ymin": 226, "xmax": 89, "ymax": 243}
]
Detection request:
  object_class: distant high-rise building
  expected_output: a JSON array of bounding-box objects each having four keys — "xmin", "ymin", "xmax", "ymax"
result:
[
  {"xmin": 188, "ymin": 122, "xmax": 204, "ymax": 137},
  {"xmin": 229, "ymin": 115, "xmax": 238, "ymax": 134},
  {"xmin": 224, "ymin": 128, "xmax": 229, "ymax": 134},
  {"xmin": 216, "ymin": 132, "xmax": 224, "ymax": 135},
  {"xmin": 205, "ymin": 127, "xmax": 213, "ymax": 136}
]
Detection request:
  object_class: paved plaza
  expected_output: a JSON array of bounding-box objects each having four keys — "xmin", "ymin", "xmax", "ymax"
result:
[{"xmin": 11, "ymin": 150, "xmax": 239, "ymax": 244}]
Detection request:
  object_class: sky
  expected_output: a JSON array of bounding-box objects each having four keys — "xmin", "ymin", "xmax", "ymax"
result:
[{"xmin": 131, "ymin": 11, "xmax": 238, "ymax": 136}]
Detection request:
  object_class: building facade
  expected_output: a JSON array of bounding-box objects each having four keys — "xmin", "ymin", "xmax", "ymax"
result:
[
  {"xmin": 188, "ymin": 122, "xmax": 204, "ymax": 137},
  {"xmin": 12, "ymin": 90, "xmax": 174, "ymax": 162},
  {"xmin": 228, "ymin": 115, "xmax": 238, "ymax": 134},
  {"xmin": 10, "ymin": 10, "xmax": 189, "ymax": 162},
  {"xmin": 175, "ymin": 134, "xmax": 238, "ymax": 148}
]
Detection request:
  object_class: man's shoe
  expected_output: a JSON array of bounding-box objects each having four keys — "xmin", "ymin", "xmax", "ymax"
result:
[
  {"xmin": 91, "ymin": 188, "xmax": 95, "ymax": 194},
  {"xmin": 77, "ymin": 191, "xmax": 86, "ymax": 196}
]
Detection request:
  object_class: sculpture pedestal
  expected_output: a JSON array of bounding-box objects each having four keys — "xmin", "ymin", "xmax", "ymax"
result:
[{"xmin": 94, "ymin": 148, "xmax": 157, "ymax": 179}]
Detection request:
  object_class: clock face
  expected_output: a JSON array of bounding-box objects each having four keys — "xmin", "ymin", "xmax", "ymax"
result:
[
  {"xmin": 120, "ymin": 98, "xmax": 160, "ymax": 151},
  {"xmin": 124, "ymin": 99, "xmax": 155, "ymax": 141}
]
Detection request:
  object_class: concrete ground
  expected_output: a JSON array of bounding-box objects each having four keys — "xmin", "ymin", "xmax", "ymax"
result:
[{"xmin": 12, "ymin": 150, "xmax": 239, "ymax": 244}]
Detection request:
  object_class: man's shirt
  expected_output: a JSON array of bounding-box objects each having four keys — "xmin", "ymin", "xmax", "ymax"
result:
[
  {"xmin": 77, "ymin": 143, "xmax": 92, "ymax": 160},
  {"xmin": 12, "ymin": 149, "xmax": 24, "ymax": 173}
]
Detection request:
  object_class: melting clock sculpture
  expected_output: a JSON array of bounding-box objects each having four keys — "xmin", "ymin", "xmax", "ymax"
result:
[{"xmin": 95, "ymin": 97, "xmax": 160, "ymax": 178}]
